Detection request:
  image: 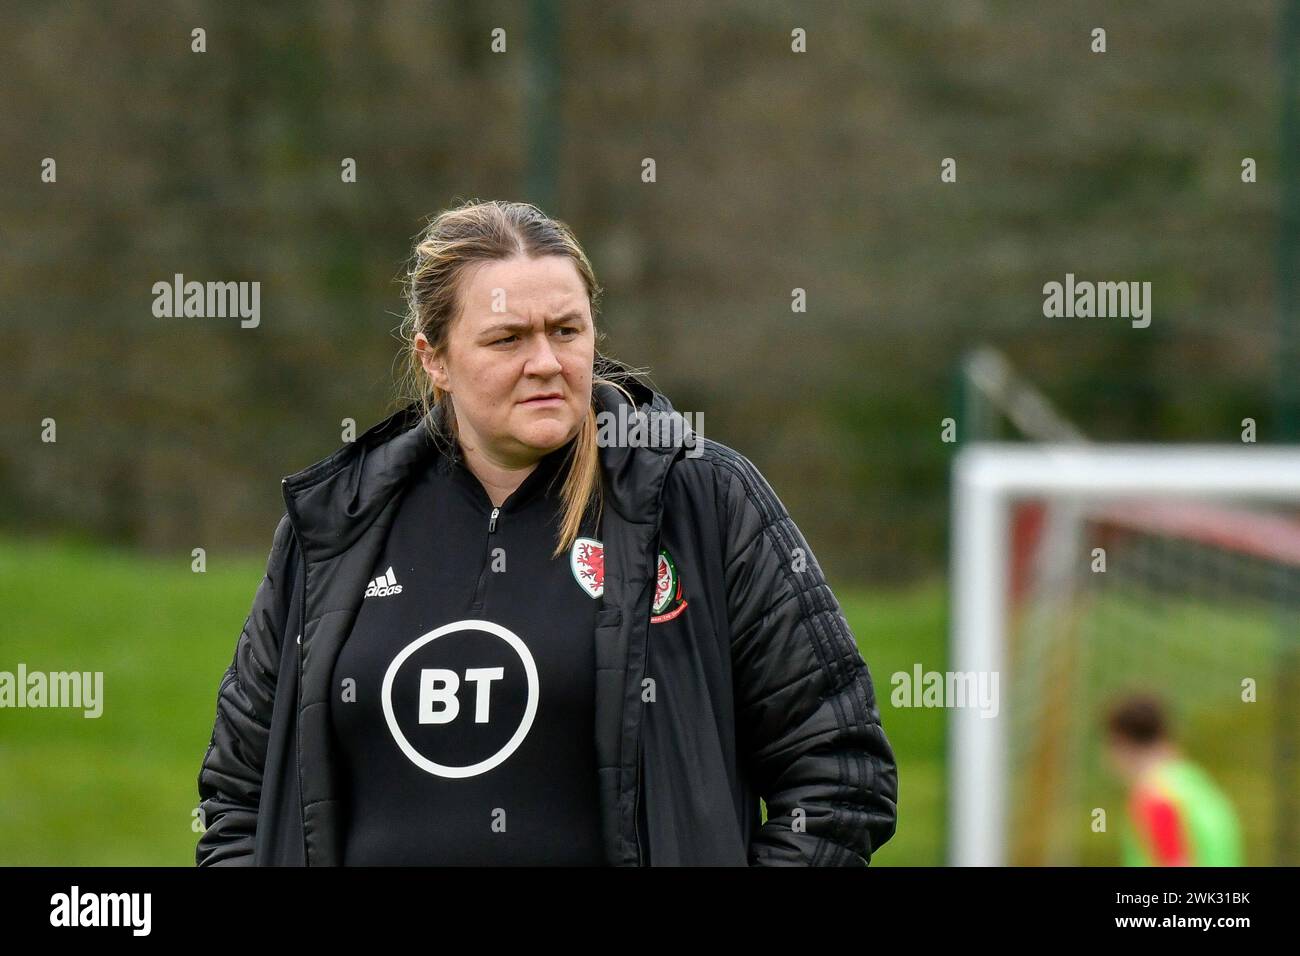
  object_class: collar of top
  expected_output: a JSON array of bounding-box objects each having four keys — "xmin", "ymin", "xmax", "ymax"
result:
[{"xmin": 441, "ymin": 434, "xmax": 575, "ymax": 515}]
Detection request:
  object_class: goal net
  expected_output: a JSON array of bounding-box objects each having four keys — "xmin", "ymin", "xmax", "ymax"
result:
[{"xmin": 950, "ymin": 444, "xmax": 1300, "ymax": 865}]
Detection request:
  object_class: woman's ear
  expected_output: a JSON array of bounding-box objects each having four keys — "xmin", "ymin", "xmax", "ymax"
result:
[
  {"xmin": 416, "ymin": 335, "xmax": 451, "ymax": 392},
  {"xmin": 429, "ymin": 360, "xmax": 450, "ymax": 393}
]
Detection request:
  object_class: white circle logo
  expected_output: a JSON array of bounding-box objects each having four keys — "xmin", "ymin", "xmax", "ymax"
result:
[{"xmin": 380, "ymin": 619, "xmax": 539, "ymax": 778}]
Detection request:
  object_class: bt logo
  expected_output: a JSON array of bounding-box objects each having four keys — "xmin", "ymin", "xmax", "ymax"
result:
[
  {"xmin": 381, "ymin": 620, "xmax": 538, "ymax": 778},
  {"xmin": 418, "ymin": 667, "xmax": 504, "ymax": 724}
]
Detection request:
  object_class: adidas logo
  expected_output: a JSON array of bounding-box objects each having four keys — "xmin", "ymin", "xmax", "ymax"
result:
[{"xmin": 364, "ymin": 566, "xmax": 403, "ymax": 598}]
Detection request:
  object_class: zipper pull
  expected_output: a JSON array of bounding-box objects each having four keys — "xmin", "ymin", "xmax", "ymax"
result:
[{"xmin": 489, "ymin": 506, "xmax": 500, "ymax": 533}]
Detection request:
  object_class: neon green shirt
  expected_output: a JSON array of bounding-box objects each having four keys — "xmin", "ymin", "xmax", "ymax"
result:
[{"xmin": 1120, "ymin": 756, "xmax": 1243, "ymax": 866}]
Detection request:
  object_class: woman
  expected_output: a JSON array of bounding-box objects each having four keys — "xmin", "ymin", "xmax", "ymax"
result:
[{"xmin": 196, "ymin": 199, "xmax": 898, "ymax": 866}]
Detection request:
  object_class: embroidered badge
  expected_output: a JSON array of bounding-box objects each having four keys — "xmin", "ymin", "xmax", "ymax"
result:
[
  {"xmin": 570, "ymin": 537, "xmax": 605, "ymax": 598},
  {"xmin": 570, "ymin": 537, "xmax": 687, "ymax": 623},
  {"xmin": 650, "ymin": 549, "xmax": 688, "ymax": 623}
]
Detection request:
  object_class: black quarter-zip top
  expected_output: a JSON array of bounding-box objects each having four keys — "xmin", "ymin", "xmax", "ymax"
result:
[{"xmin": 328, "ymin": 437, "xmax": 607, "ymax": 865}]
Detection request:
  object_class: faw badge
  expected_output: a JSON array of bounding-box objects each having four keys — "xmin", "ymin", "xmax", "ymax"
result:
[
  {"xmin": 650, "ymin": 548, "xmax": 688, "ymax": 623},
  {"xmin": 570, "ymin": 537, "xmax": 605, "ymax": 598},
  {"xmin": 570, "ymin": 537, "xmax": 688, "ymax": 623}
]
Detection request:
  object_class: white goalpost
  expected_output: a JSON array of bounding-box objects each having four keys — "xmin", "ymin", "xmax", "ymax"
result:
[{"xmin": 950, "ymin": 443, "xmax": 1300, "ymax": 866}]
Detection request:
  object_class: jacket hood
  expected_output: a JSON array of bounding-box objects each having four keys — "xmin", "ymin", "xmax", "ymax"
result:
[{"xmin": 280, "ymin": 362, "xmax": 692, "ymax": 560}]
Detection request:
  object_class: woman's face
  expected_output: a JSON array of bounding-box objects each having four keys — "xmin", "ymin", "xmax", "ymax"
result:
[{"xmin": 418, "ymin": 254, "xmax": 595, "ymax": 467}]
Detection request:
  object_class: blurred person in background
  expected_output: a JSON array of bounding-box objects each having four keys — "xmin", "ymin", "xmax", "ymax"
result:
[
  {"xmin": 195, "ymin": 199, "xmax": 898, "ymax": 866},
  {"xmin": 1103, "ymin": 693, "xmax": 1242, "ymax": 866}
]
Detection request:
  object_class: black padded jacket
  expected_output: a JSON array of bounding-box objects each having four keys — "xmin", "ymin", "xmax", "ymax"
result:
[{"xmin": 195, "ymin": 373, "xmax": 898, "ymax": 866}]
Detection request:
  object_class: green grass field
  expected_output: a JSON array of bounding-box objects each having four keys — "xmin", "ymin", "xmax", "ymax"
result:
[{"xmin": 0, "ymin": 532, "xmax": 948, "ymax": 866}]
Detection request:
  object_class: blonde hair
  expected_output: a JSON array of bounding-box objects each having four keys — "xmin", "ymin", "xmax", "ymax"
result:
[{"xmin": 396, "ymin": 199, "xmax": 641, "ymax": 559}]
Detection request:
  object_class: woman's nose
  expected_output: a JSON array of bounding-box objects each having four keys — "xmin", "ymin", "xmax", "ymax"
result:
[{"xmin": 524, "ymin": 336, "xmax": 563, "ymax": 374}]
